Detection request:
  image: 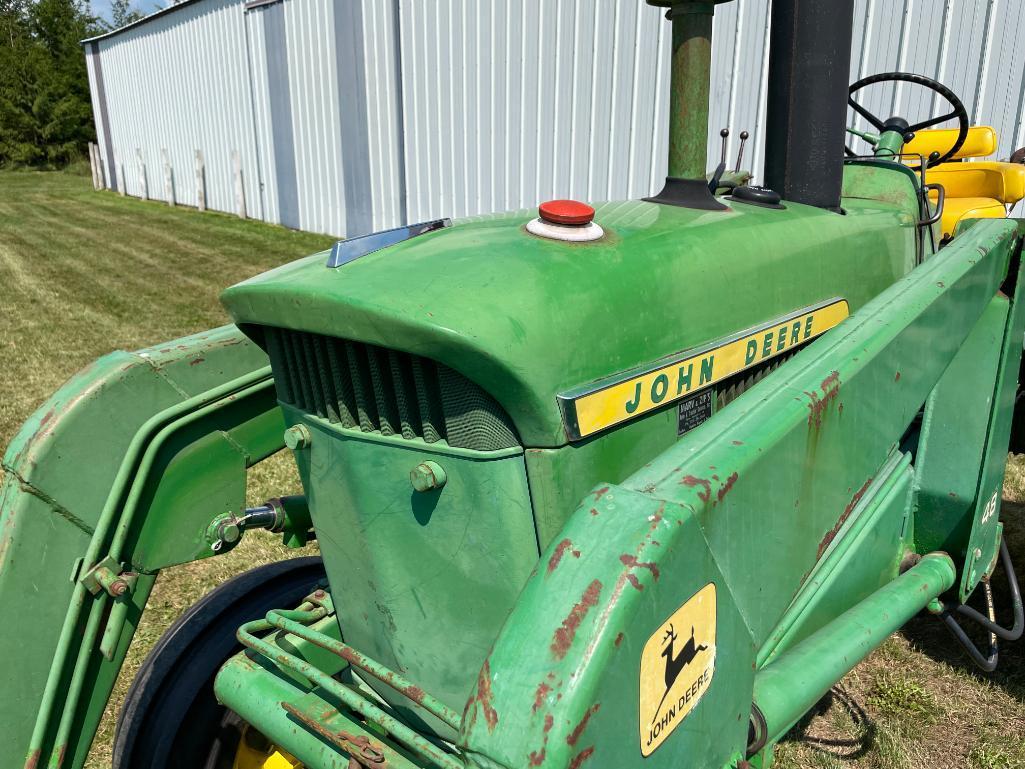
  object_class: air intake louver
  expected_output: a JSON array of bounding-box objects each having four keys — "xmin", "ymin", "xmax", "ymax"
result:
[
  {"xmin": 716, "ymin": 348, "xmax": 799, "ymax": 411},
  {"xmin": 263, "ymin": 327, "xmax": 519, "ymax": 451}
]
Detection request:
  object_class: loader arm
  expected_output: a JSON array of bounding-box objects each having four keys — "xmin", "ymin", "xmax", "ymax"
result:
[
  {"xmin": 458, "ymin": 218, "xmax": 1025, "ymax": 769},
  {"xmin": 2, "ymin": 221, "xmax": 1022, "ymax": 768},
  {"xmin": 0, "ymin": 325, "xmax": 285, "ymax": 769}
]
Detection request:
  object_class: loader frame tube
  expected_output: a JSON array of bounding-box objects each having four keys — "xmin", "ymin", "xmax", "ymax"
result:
[{"xmin": 750, "ymin": 552, "xmax": 957, "ymax": 748}]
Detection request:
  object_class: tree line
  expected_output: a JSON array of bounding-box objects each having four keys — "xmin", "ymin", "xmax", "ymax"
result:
[{"xmin": 0, "ymin": 0, "xmax": 144, "ymax": 168}]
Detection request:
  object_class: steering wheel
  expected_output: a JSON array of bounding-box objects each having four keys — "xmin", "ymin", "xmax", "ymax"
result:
[{"xmin": 846, "ymin": 72, "xmax": 970, "ymax": 168}]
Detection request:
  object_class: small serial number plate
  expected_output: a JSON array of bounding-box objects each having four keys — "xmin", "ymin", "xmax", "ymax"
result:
[{"xmin": 677, "ymin": 390, "xmax": 713, "ymax": 435}]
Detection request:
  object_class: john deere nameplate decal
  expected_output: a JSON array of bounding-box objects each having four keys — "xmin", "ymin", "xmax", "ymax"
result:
[
  {"xmin": 640, "ymin": 583, "xmax": 717, "ymax": 756},
  {"xmin": 560, "ymin": 298, "xmax": 849, "ymax": 439}
]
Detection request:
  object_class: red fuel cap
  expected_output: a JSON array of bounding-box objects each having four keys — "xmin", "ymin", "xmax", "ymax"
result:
[{"xmin": 538, "ymin": 199, "xmax": 595, "ymax": 226}]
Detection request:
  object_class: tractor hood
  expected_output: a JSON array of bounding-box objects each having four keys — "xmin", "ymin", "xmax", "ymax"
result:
[{"xmin": 221, "ymin": 190, "xmax": 916, "ymax": 447}]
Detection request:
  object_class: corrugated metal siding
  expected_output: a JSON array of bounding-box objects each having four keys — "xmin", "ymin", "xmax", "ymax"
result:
[
  {"xmin": 399, "ymin": 1, "xmax": 671, "ymax": 223},
  {"xmin": 93, "ymin": 0, "xmax": 262, "ymax": 213},
  {"xmin": 85, "ymin": 0, "xmax": 1025, "ymax": 236}
]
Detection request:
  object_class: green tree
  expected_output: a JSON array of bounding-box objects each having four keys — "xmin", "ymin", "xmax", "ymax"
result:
[
  {"xmin": 109, "ymin": 0, "xmax": 143, "ymax": 28},
  {"xmin": 0, "ymin": 0, "xmax": 101, "ymax": 167}
]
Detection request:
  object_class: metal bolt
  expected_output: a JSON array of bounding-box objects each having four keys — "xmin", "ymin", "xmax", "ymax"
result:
[
  {"xmin": 219, "ymin": 520, "xmax": 242, "ymax": 545},
  {"xmin": 410, "ymin": 460, "xmax": 447, "ymax": 492},
  {"xmin": 284, "ymin": 424, "xmax": 312, "ymax": 450},
  {"xmin": 109, "ymin": 578, "xmax": 129, "ymax": 597},
  {"xmin": 973, "ymin": 548, "xmax": 983, "ymax": 560}
]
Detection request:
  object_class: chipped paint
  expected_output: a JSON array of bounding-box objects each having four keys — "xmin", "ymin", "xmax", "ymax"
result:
[
  {"xmin": 548, "ymin": 538, "xmax": 581, "ymax": 575},
  {"xmin": 475, "ymin": 659, "xmax": 499, "ymax": 732},
  {"xmin": 580, "ymin": 502, "xmax": 667, "ymax": 668},
  {"xmin": 551, "ymin": 580, "xmax": 603, "ymax": 660},
  {"xmin": 527, "ymin": 714, "xmax": 555, "ymax": 766},
  {"xmin": 568, "ymin": 746, "xmax": 595, "ymax": 769},
  {"xmin": 567, "ymin": 703, "xmax": 601, "ymax": 746},
  {"xmin": 532, "ymin": 682, "xmax": 552, "ymax": 714},
  {"xmin": 680, "ymin": 475, "xmax": 711, "ymax": 504},
  {"xmin": 619, "ymin": 554, "xmax": 661, "ymax": 591},
  {"xmin": 806, "ymin": 370, "xmax": 841, "ymax": 428},
  {"xmin": 817, "ymin": 477, "xmax": 873, "ymax": 559},
  {"xmin": 716, "ymin": 471, "xmax": 739, "ymax": 503}
]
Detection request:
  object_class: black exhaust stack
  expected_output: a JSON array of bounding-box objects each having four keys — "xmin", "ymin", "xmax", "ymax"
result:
[{"xmin": 763, "ymin": 0, "xmax": 855, "ymax": 211}]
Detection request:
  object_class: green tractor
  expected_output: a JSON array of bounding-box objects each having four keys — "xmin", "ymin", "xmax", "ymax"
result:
[{"xmin": 3, "ymin": 1, "xmax": 1024, "ymax": 767}]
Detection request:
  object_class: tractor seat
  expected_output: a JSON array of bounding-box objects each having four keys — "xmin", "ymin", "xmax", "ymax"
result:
[
  {"xmin": 904, "ymin": 125, "xmax": 999, "ymax": 161},
  {"xmin": 927, "ymin": 196, "xmax": 1006, "ymax": 240},
  {"xmin": 906, "ymin": 126, "xmax": 1025, "ymax": 239}
]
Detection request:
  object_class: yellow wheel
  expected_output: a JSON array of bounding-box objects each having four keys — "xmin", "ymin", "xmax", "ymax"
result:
[{"xmin": 233, "ymin": 724, "xmax": 303, "ymax": 769}]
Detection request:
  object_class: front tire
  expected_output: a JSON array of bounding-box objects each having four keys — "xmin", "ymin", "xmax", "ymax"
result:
[{"xmin": 112, "ymin": 556, "xmax": 325, "ymax": 769}]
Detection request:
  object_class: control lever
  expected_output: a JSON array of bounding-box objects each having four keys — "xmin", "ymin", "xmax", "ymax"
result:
[
  {"xmin": 708, "ymin": 161, "xmax": 727, "ymax": 194},
  {"xmin": 734, "ymin": 130, "xmax": 749, "ymax": 172},
  {"xmin": 719, "ymin": 128, "xmax": 730, "ymax": 165}
]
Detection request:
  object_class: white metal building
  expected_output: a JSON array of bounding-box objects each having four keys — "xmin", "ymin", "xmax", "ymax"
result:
[{"xmin": 84, "ymin": 0, "xmax": 1025, "ymax": 238}]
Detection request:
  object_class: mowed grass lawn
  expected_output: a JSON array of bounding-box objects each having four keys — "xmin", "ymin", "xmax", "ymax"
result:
[{"xmin": 1, "ymin": 169, "xmax": 1024, "ymax": 768}]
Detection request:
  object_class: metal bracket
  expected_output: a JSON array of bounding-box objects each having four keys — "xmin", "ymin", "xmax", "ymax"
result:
[
  {"xmin": 935, "ymin": 539, "xmax": 1023, "ymax": 671},
  {"xmin": 80, "ymin": 556, "xmax": 135, "ymax": 597}
]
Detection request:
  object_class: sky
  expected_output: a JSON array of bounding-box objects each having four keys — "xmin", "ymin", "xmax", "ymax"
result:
[{"xmin": 90, "ymin": 0, "xmax": 167, "ymax": 25}]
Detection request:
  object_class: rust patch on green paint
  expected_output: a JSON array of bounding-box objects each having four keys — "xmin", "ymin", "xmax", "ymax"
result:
[
  {"xmin": 817, "ymin": 477, "xmax": 873, "ymax": 559},
  {"xmin": 548, "ymin": 538, "xmax": 581, "ymax": 575},
  {"xmin": 532, "ymin": 682, "xmax": 552, "ymax": 714},
  {"xmin": 716, "ymin": 471, "xmax": 739, "ymax": 503},
  {"xmin": 528, "ymin": 714, "xmax": 555, "ymax": 766},
  {"xmin": 551, "ymin": 580, "xmax": 603, "ymax": 660},
  {"xmin": 567, "ymin": 703, "xmax": 601, "ymax": 746},
  {"xmin": 806, "ymin": 370, "xmax": 841, "ymax": 429},
  {"xmin": 568, "ymin": 746, "xmax": 596, "ymax": 769},
  {"xmin": 619, "ymin": 554, "xmax": 660, "ymax": 591},
  {"xmin": 680, "ymin": 475, "xmax": 711, "ymax": 504},
  {"xmin": 475, "ymin": 659, "xmax": 499, "ymax": 731}
]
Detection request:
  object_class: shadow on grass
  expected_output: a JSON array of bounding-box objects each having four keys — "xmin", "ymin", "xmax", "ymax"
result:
[
  {"xmin": 899, "ymin": 500, "xmax": 1025, "ymax": 704},
  {"xmin": 779, "ymin": 685, "xmax": 877, "ymax": 759}
]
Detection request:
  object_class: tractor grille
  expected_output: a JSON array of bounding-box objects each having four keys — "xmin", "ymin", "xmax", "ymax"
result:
[
  {"xmin": 716, "ymin": 348, "xmax": 799, "ymax": 411},
  {"xmin": 263, "ymin": 327, "xmax": 519, "ymax": 451}
]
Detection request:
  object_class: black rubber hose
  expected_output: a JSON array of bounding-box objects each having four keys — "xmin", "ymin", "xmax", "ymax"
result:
[
  {"xmin": 940, "ymin": 608, "xmax": 999, "ymax": 672},
  {"xmin": 953, "ymin": 540, "xmax": 1024, "ymax": 642}
]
